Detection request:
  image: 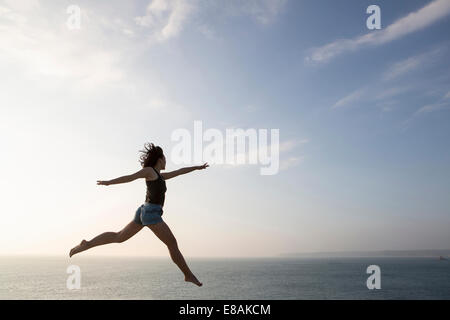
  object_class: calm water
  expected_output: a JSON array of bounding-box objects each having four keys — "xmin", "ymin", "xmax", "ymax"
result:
[{"xmin": 0, "ymin": 256, "xmax": 449, "ymax": 299}]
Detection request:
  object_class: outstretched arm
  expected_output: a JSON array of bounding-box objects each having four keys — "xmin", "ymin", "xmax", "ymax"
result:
[
  {"xmin": 97, "ymin": 167, "xmax": 154, "ymax": 186},
  {"xmin": 162, "ymin": 163, "xmax": 209, "ymax": 180}
]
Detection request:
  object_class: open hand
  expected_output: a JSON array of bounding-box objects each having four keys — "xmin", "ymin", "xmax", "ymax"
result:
[
  {"xmin": 97, "ymin": 180, "xmax": 110, "ymax": 186},
  {"xmin": 197, "ymin": 163, "xmax": 209, "ymax": 170}
]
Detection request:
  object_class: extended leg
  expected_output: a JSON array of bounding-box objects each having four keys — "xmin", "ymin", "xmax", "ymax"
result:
[
  {"xmin": 147, "ymin": 221, "xmax": 202, "ymax": 287},
  {"xmin": 70, "ymin": 221, "xmax": 143, "ymax": 257}
]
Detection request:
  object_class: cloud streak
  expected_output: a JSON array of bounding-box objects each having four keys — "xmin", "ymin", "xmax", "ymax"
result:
[
  {"xmin": 332, "ymin": 44, "xmax": 448, "ymax": 110},
  {"xmin": 332, "ymin": 88, "xmax": 368, "ymax": 109},
  {"xmin": 135, "ymin": 0, "xmax": 287, "ymax": 42},
  {"xmin": 413, "ymin": 90, "xmax": 450, "ymax": 116},
  {"xmin": 280, "ymin": 156, "xmax": 304, "ymax": 171},
  {"xmin": 307, "ymin": 0, "xmax": 450, "ymax": 63},
  {"xmin": 135, "ymin": 0, "xmax": 197, "ymax": 42},
  {"xmin": 383, "ymin": 56, "xmax": 423, "ymax": 81},
  {"xmin": 225, "ymin": 0, "xmax": 287, "ymax": 25},
  {"xmin": 414, "ymin": 101, "xmax": 450, "ymax": 115},
  {"xmin": 444, "ymin": 91, "xmax": 450, "ymax": 99},
  {"xmin": 383, "ymin": 47, "xmax": 443, "ymax": 80},
  {"xmin": 401, "ymin": 91, "xmax": 450, "ymax": 130}
]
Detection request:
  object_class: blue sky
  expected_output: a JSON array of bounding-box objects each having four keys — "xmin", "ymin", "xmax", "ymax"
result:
[{"xmin": 0, "ymin": 0, "xmax": 449, "ymax": 257}]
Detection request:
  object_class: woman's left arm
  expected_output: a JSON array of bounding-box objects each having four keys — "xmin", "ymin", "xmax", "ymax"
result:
[{"xmin": 162, "ymin": 163, "xmax": 209, "ymax": 180}]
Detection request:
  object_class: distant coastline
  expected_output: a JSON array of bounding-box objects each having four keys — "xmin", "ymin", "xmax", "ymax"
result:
[{"xmin": 279, "ymin": 250, "xmax": 450, "ymax": 258}]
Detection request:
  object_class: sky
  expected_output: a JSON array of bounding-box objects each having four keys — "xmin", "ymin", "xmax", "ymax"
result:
[{"xmin": 0, "ymin": 0, "xmax": 449, "ymax": 258}]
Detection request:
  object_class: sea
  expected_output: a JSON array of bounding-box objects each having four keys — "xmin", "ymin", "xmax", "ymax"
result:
[{"xmin": 0, "ymin": 256, "xmax": 449, "ymax": 299}]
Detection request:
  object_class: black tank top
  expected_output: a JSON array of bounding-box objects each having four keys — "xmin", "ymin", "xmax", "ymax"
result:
[{"xmin": 145, "ymin": 167, "xmax": 167, "ymax": 206}]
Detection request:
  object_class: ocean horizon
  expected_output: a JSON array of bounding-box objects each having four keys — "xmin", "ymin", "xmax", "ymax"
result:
[{"xmin": 1, "ymin": 256, "xmax": 449, "ymax": 300}]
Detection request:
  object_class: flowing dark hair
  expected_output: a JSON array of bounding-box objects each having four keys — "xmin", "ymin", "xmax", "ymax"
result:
[{"xmin": 139, "ymin": 143, "xmax": 164, "ymax": 168}]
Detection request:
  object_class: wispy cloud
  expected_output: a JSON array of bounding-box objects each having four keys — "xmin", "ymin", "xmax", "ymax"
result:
[
  {"xmin": 383, "ymin": 47, "xmax": 443, "ymax": 80},
  {"xmin": 332, "ymin": 88, "xmax": 368, "ymax": 109},
  {"xmin": 225, "ymin": 0, "xmax": 287, "ymax": 25},
  {"xmin": 306, "ymin": 0, "xmax": 450, "ymax": 64},
  {"xmin": 414, "ymin": 101, "xmax": 450, "ymax": 115},
  {"xmin": 332, "ymin": 44, "xmax": 448, "ymax": 110},
  {"xmin": 375, "ymin": 86, "xmax": 413, "ymax": 100},
  {"xmin": 279, "ymin": 138, "xmax": 308, "ymax": 171},
  {"xmin": 135, "ymin": 0, "xmax": 197, "ymax": 42},
  {"xmin": 280, "ymin": 156, "xmax": 304, "ymax": 171},
  {"xmin": 332, "ymin": 85, "xmax": 418, "ymax": 110},
  {"xmin": 135, "ymin": 0, "xmax": 287, "ymax": 42},
  {"xmin": 413, "ymin": 90, "xmax": 450, "ymax": 117},
  {"xmin": 196, "ymin": 23, "xmax": 216, "ymax": 40},
  {"xmin": 444, "ymin": 91, "xmax": 450, "ymax": 99},
  {"xmin": 223, "ymin": 137, "xmax": 308, "ymax": 173},
  {"xmin": 279, "ymin": 138, "xmax": 309, "ymax": 152},
  {"xmin": 0, "ymin": 2, "xmax": 127, "ymax": 88},
  {"xmin": 384, "ymin": 56, "xmax": 423, "ymax": 81},
  {"xmin": 401, "ymin": 91, "xmax": 450, "ymax": 130}
]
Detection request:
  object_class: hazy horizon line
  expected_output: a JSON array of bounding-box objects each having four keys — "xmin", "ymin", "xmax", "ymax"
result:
[
  {"xmin": 2, "ymin": 249, "xmax": 450, "ymax": 259},
  {"xmin": 280, "ymin": 249, "xmax": 450, "ymax": 258}
]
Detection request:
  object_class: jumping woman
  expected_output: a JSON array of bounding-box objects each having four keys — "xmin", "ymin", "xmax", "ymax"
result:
[{"xmin": 69, "ymin": 143, "xmax": 208, "ymax": 287}]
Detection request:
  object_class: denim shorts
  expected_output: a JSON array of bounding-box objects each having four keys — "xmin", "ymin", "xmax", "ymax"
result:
[{"xmin": 133, "ymin": 203, "xmax": 164, "ymax": 226}]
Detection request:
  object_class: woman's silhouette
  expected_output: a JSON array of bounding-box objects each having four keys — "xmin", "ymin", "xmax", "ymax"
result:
[{"xmin": 69, "ymin": 143, "xmax": 208, "ymax": 287}]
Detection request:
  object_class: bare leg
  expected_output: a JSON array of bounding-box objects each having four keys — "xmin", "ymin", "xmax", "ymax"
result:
[
  {"xmin": 70, "ymin": 221, "xmax": 144, "ymax": 257},
  {"xmin": 147, "ymin": 221, "xmax": 202, "ymax": 287}
]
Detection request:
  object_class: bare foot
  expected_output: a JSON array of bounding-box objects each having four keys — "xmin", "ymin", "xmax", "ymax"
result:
[
  {"xmin": 185, "ymin": 274, "xmax": 203, "ymax": 287},
  {"xmin": 69, "ymin": 240, "xmax": 88, "ymax": 258}
]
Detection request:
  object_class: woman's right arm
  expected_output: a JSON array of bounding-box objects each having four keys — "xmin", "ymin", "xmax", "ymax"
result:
[{"xmin": 97, "ymin": 167, "xmax": 154, "ymax": 186}]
